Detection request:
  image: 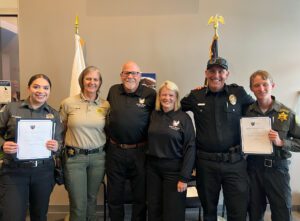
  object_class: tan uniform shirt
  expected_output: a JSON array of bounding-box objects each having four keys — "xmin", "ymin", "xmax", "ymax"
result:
[{"xmin": 60, "ymin": 93, "xmax": 109, "ymax": 149}]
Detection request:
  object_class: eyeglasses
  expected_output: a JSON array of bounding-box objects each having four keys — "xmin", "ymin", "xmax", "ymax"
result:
[{"xmin": 121, "ymin": 71, "xmax": 141, "ymax": 77}]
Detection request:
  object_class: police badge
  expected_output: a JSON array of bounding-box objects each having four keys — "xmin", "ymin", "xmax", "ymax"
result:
[
  {"xmin": 97, "ymin": 108, "xmax": 104, "ymax": 114},
  {"xmin": 278, "ymin": 111, "xmax": 288, "ymax": 122},
  {"xmin": 229, "ymin": 94, "xmax": 237, "ymax": 105}
]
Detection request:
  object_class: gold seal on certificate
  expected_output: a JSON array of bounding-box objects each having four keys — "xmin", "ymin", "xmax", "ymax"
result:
[{"xmin": 240, "ymin": 117, "xmax": 273, "ymax": 154}]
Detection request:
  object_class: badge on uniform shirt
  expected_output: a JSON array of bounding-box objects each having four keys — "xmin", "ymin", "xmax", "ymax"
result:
[
  {"xmin": 169, "ymin": 120, "xmax": 180, "ymax": 131},
  {"xmin": 136, "ymin": 98, "xmax": 146, "ymax": 108},
  {"xmin": 97, "ymin": 108, "xmax": 104, "ymax": 114},
  {"xmin": 46, "ymin": 113, "xmax": 54, "ymax": 119},
  {"xmin": 12, "ymin": 115, "xmax": 21, "ymax": 118},
  {"xmin": 229, "ymin": 94, "xmax": 237, "ymax": 105},
  {"xmin": 278, "ymin": 111, "xmax": 288, "ymax": 122}
]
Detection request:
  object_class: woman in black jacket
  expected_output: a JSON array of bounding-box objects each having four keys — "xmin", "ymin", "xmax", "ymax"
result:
[{"xmin": 147, "ymin": 80, "xmax": 196, "ymax": 221}]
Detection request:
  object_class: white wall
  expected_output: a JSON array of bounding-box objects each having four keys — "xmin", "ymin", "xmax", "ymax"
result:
[{"xmin": 18, "ymin": 0, "xmax": 300, "ymax": 205}]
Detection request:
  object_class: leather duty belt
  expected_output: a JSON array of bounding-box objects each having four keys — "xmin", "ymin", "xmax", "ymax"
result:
[{"xmin": 110, "ymin": 138, "xmax": 146, "ymax": 149}]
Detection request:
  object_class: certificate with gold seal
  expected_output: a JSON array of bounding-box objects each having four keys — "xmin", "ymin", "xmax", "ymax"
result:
[{"xmin": 240, "ymin": 117, "xmax": 273, "ymax": 154}]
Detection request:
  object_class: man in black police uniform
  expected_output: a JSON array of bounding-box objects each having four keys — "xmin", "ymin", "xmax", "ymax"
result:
[
  {"xmin": 106, "ymin": 61, "xmax": 156, "ymax": 221},
  {"xmin": 181, "ymin": 57, "xmax": 254, "ymax": 221},
  {"xmin": 246, "ymin": 70, "xmax": 300, "ymax": 221}
]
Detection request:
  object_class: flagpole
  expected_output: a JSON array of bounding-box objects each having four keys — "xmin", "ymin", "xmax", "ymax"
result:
[
  {"xmin": 75, "ymin": 15, "xmax": 79, "ymax": 34},
  {"xmin": 70, "ymin": 15, "xmax": 86, "ymax": 97}
]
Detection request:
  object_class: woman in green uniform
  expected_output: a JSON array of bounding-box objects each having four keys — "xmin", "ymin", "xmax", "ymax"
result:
[
  {"xmin": 0, "ymin": 74, "xmax": 63, "ymax": 221},
  {"xmin": 60, "ymin": 66, "xmax": 109, "ymax": 221}
]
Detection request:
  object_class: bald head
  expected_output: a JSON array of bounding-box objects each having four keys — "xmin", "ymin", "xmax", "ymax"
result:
[
  {"xmin": 122, "ymin": 61, "xmax": 141, "ymax": 73},
  {"xmin": 120, "ymin": 61, "xmax": 142, "ymax": 93}
]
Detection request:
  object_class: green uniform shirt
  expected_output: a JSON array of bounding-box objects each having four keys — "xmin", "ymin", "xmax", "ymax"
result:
[
  {"xmin": 0, "ymin": 99, "xmax": 63, "ymax": 160},
  {"xmin": 60, "ymin": 93, "xmax": 109, "ymax": 149},
  {"xmin": 246, "ymin": 96, "xmax": 300, "ymax": 158}
]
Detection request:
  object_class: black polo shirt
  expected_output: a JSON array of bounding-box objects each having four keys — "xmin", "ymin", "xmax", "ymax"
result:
[
  {"xmin": 181, "ymin": 84, "xmax": 254, "ymax": 153},
  {"xmin": 147, "ymin": 109, "xmax": 196, "ymax": 181},
  {"xmin": 107, "ymin": 83, "xmax": 156, "ymax": 144}
]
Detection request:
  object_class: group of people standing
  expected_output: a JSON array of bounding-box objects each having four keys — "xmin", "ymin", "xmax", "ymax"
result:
[{"xmin": 0, "ymin": 57, "xmax": 299, "ymax": 221}]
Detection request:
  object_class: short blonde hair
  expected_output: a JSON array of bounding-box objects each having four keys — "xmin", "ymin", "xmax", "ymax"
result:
[
  {"xmin": 78, "ymin": 66, "xmax": 102, "ymax": 93},
  {"xmin": 250, "ymin": 70, "xmax": 273, "ymax": 88},
  {"xmin": 155, "ymin": 80, "xmax": 180, "ymax": 111}
]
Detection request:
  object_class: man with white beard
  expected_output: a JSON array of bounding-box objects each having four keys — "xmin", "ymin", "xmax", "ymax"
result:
[{"xmin": 105, "ymin": 61, "xmax": 156, "ymax": 221}]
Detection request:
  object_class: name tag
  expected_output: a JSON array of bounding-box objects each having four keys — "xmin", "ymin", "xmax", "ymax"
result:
[
  {"xmin": 197, "ymin": 103, "xmax": 205, "ymax": 106},
  {"xmin": 12, "ymin": 115, "xmax": 22, "ymax": 118}
]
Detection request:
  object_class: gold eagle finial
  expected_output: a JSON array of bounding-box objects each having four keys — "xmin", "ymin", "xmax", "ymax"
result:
[{"xmin": 208, "ymin": 14, "xmax": 225, "ymax": 39}]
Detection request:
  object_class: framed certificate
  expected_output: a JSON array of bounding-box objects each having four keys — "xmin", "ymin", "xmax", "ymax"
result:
[
  {"xmin": 16, "ymin": 119, "xmax": 54, "ymax": 160},
  {"xmin": 240, "ymin": 117, "xmax": 273, "ymax": 154}
]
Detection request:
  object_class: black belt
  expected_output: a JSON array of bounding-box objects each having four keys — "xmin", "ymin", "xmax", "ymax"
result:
[
  {"xmin": 65, "ymin": 146, "xmax": 100, "ymax": 155},
  {"xmin": 110, "ymin": 138, "xmax": 146, "ymax": 149},
  {"xmin": 197, "ymin": 151, "xmax": 242, "ymax": 163},
  {"xmin": 3, "ymin": 159, "xmax": 53, "ymax": 168},
  {"xmin": 248, "ymin": 157, "xmax": 289, "ymax": 168}
]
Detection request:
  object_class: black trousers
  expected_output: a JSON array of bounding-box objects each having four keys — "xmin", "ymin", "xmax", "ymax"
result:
[
  {"xmin": 0, "ymin": 161, "xmax": 55, "ymax": 221},
  {"xmin": 196, "ymin": 157, "xmax": 248, "ymax": 221},
  {"xmin": 147, "ymin": 157, "xmax": 186, "ymax": 221},
  {"xmin": 106, "ymin": 143, "xmax": 146, "ymax": 221},
  {"xmin": 248, "ymin": 158, "xmax": 292, "ymax": 221}
]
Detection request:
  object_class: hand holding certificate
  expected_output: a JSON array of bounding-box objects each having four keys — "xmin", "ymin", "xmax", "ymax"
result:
[
  {"xmin": 16, "ymin": 119, "xmax": 54, "ymax": 160},
  {"xmin": 240, "ymin": 117, "xmax": 273, "ymax": 154}
]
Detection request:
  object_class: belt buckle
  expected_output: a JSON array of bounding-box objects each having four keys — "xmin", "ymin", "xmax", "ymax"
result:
[
  {"xmin": 29, "ymin": 160, "xmax": 38, "ymax": 167},
  {"xmin": 120, "ymin": 144, "xmax": 126, "ymax": 149},
  {"xmin": 84, "ymin": 149, "xmax": 89, "ymax": 155},
  {"xmin": 67, "ymin": 147, "xmax": 76, "ymax": 157},
  {"xmin": 264, "ymin": 159, "xmax": 273, "ymax": 167}
]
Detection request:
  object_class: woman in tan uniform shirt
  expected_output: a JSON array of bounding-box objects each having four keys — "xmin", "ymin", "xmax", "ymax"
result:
[{"xmin": 60, "ymin": 66, "xmax": 109, "ymax": 221}]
